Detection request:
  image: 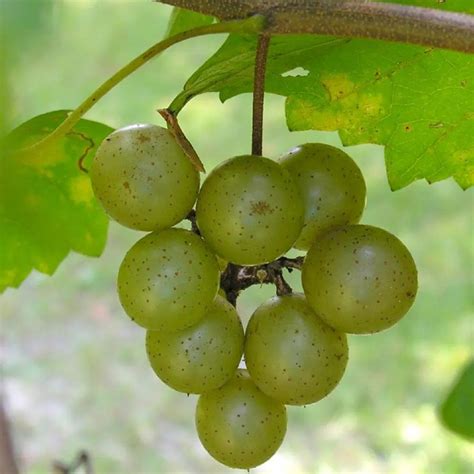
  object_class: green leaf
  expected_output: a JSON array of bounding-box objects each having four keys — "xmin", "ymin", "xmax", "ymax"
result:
[
  {"xmin": 171, "ymin": 8, "xmax": 474, "ymax": 190},
  {"xmin": 439, "ymin": 359, "xmax": 474, "ymax": 441},
  {"xmin": 164, "ymin": 7, "xmax": 214, "ymax": 38},
  {"xmin": 375, "ymin": 0, "xmax": 473, "ymax": 14},
  {"xmin": 0, "ymin": 111, "xmax": 113, "ymax": 292}
]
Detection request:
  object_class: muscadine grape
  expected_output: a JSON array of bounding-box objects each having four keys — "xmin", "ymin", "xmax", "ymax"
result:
[
  {"xmin": 302, "ymin": 225, "xmax": 418, "ymax": 334},
  {"xmin": 117, "ymin": 228, "xmax": 219, "ymax": 331},
  {"xmin": 90, "ymin": 124, "xmax": 199, "ymax": 231},
  {"xmin": 196, "ymin": 155, "xmax": 304, "ymax": 265},
  {"xmin": 245, "ymin": 293, "xmax": 348, "ymax": 405},
  {"xmin": 195, "ymin": 369, "xmax": 287, "ymax": 469},
  {"xmin": 279, "ymin": 143, "xmax": 366, "ymax": 250},
  {"xmin": 145, "ymin": 295, "xmax": 244, "ymax": 394}
]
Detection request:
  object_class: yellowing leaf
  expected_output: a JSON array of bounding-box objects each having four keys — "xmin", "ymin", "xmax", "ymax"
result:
[
  {"xmin": 0, "ymin": 110, "xmax": 113, "ymax": 292},
  {"xmin": 171, "ymin": 2, "xmax": 474, "ymax": 190}
]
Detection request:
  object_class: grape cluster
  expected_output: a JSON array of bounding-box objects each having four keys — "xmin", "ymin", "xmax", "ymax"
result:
[{"xmin": 91, "ymin": 124, "xmax": 418, "ymax": 469}]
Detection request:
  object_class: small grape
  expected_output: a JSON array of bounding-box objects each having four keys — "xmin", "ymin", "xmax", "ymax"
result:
[
  {"xmin": 146, "ymin": 295, "xmax": 244, "ymax": 394},
  {"xmin": 195, "ymin": 369, "xmax": 287, "ymax": 469},
  {"xmin": 196, "ymin": 155, "xmax": 304, "ymax": 265},
  {"xmin": 302, "ymin": 225, "xmax": 418, "ymax": 334},
  {"xmin": 117, "ymin": 228, "xmax": 219, "ymax": 331},
  {"xmin": 90, "ymin": 124, "xmax": 199, "ymax": 231},
  {"xmin": 280, "ymin": 143, "xmax": 366, "ymax": 250},
  {"xmin": 245, "ymin": 293, "xmax": 348, "ymax": 405}
]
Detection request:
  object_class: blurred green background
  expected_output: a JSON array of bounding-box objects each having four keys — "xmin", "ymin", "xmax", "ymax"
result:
[{"xmin": 1, "ymin": 1, "xmax": 473, "ymax": 473}]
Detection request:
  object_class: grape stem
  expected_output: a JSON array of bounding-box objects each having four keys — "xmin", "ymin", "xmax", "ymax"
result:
[
  {"xmin": 52, "ymin": 450, "xmax": 93, "ymax": 474},
  {"xmin": 186, "ymin": 209, "xmax": 201, "ymax": 235},
  {"xmin": 251, "ymin": 34, "xmax": 270, "ymax": 156},
  {"xmin": 186, "ymin": 209, "xmax": 300, "ymax": 304},
  {"xmin": 220, "ymin": 258, "xmax": 304, "ymax": 306}
]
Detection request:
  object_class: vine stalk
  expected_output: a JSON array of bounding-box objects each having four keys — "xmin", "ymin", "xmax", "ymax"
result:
[
  {"xmin": 158, "ymin": 0, "xmax": 474, "ymax": 54},
  {"xmin": 251, "ymin": 34, "xmax": 270, "ymax": 156},
  {"xmin": 0, "ymin": 400, "xmax": 19, "ymax": 474}
]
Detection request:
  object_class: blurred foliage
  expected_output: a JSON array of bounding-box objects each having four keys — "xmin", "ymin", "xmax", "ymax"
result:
[
  {"xmin": 0, "ymin": 0, "xmax": 53, "ymax": 133},
  {"xmin": 1, "ymin": 1, "xmax": 473, "ymax": 473},
  {"xmin": 440, "ymin": 359, "xmax": 474, "ymax": 441}
]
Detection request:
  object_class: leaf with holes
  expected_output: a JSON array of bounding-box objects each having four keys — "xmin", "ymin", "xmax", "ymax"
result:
[
  {"xmin": 0, "ymin": 110, "xmax": 113, "ymax": 292},
  {"xmin": 170, "ymin": 3, "xmax": 474, "ymax": 190}
]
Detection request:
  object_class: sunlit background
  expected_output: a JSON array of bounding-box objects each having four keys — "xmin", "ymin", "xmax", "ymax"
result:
[{"xmin": 1, "ymin": 1, "xmax": 473, "ymax": 473}]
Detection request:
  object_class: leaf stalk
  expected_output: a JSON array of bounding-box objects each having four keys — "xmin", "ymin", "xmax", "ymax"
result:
[{"xmin": 20, "ymin": 15, "xmax": 266, "ymax": 154}]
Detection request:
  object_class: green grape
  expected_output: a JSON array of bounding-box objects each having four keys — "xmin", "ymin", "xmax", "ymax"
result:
[
  {"xmin": 302, "ymin": 225, "xmax": 418, "ymax": 334},
  {"xmin": 196, "ymin": 155, "xmax": 304, "ymax": 265},
  {"xmin": 245, "ymin": 293, "xmax": 348, "ymax": 406},
  {"xmin": 90, "ymin": 124, "xmax": 199, "ymax": 231},
  {"xmin": 279, "ymin": 143, "xmax": 366, "ymax": 250},
  {"xmin": 195, "ymin": 369, "xmax": 287, "ymax": 469},
  {"xmin": 117, "ymin": 228, "xmax": 219, "ymax": 331},
  {"xmin": 145, "ymin": 295, "xmax": 244, "ymax": 394}
]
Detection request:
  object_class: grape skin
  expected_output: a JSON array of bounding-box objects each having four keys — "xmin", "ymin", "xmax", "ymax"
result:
[
  {"xmin": 245, "ymin": 293, "xmax": 348, "ymax": 405},
  {"xmin": 195, "ymin": 369, "xmax": 287, "ymax": 469},
  {"xmin": 90, "ymin": 124, "xmax": 199, "ymax": 231},
  {"xmin": 146, "ymin": 296, "xmax": 244, "ymax": 394},
  {"xmin": 280, "ymin": 143, "xmax": 366, "ymax": 250},
  {"xmin": 117, "ymin": 228, "xmax": 219, "ymax": 331},
  {"xmin": 196, "ymin": 154, "xmax": 304, "ymax": 265},
  {"xmin": 302, "ymin": 224, "xmax": 418, "ymax": 334}
]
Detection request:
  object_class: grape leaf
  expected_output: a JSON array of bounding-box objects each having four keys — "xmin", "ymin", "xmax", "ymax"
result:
[
  {"xmin": 0, "ymin": 111, "xmax": 113, "ymax": 292},
  {"xmin": 439, "ymin": 359, "xmax": 474, "ymax": 441},
  {"xmin": 164, "ymin": 6, "xmax": 214, "ymax": 38},
  {"xmin": 170, "ymin": 11, "xmax": 474, "ymax": 189},
  {"xmin": 375, "ymin": 0, "xmax": 473, "ymax": 14}
]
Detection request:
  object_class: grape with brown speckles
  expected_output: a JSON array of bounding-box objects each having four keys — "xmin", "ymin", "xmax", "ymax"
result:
[
  {"xmin": 145, "ymin": 295, "xmax": 244, "ymax": 394},
  {"xmin": 117, "ymin": 229, "xmax": 219, "ymax": 331},
  {"xmin": 90, "ymin": 124, "xmax": 199, "ymax": 231},
  {"xmin": 196, "ymin": 155, "xmax": 304, "ymax": 265},
  {"xmin": 302, "ymin": 225, "xmax": 418, "ymax": 334},
  {"xmin": 195, "ymin": 369, "xmax": 287, "ymax": 469},
  {"xmin": 245, "ymin": 293, "xmax": 348, "ymax": 405},
  {"xmin": 280, "ymin": 143, "xmax": 366, "ymax": 250}
]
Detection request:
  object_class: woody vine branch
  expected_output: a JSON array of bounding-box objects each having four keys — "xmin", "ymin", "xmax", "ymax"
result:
[{"xmin": 158, "ymin": 0, "xmax": 474, "ymax": 54}]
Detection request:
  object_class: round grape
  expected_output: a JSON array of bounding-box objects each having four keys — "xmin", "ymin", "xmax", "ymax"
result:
[
  {"xmin": 245, "ymin": 293, "xmax": 348, "ymax": 405},
  {"xmin": 280, "ymin": 143, "xmax": 366, "ymax": 250},
  {"xmin": 195, "ymin": 369, "xmax": 287, "ymax": 469},
  {"xmin": 146, "ymin": 295, "xmax": 244, "ymax": 394},
  {"xmin": 90, "ymin": 124, "xmax": 199, "ymax": 231},
  {"xmin": 117, "ymin": 228, "xmax": 219, "ymax": 331},
  {"xmin": 302, "ymin": 225, "xmax": 418, "ymax": 334},
  {"xmin": 196, "ymin": 155, "xmax": 304, "ymax": 265}
]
